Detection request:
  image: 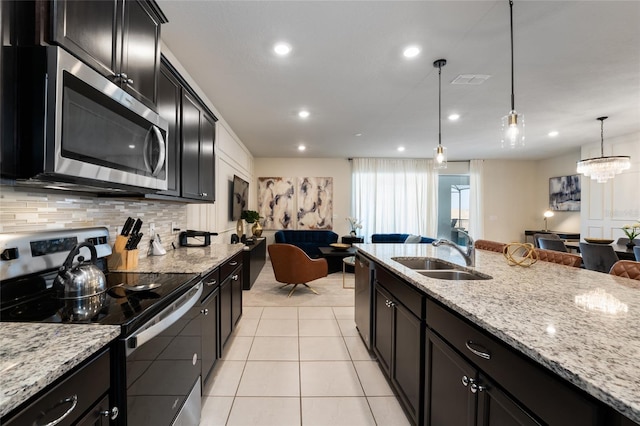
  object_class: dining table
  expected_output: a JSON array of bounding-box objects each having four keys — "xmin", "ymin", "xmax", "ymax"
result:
[{"xmin": 565, "ymin": 241, "xmax": 637, "ymax": 261}]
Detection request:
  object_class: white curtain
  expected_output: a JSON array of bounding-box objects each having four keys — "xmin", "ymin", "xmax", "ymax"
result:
[
  {"xmin": 469, "ymin": 159, "xmax": 484, "ymax": 239},
  {"xmin": 351, "ymin": 158, "xmax": 438, "ymax": 239}
]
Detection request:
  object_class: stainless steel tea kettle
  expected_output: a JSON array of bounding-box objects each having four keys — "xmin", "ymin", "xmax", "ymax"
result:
[{"xmin": 53, "ymin": 242, "xmax": 107, "ymax": 320}]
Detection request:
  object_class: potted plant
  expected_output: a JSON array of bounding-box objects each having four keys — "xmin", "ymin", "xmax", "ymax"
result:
[{"xmin": 241, "ymin": 210, "xmax": 263, "ymax": 237}]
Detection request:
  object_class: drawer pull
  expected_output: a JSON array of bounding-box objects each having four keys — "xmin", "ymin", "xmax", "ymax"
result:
[
  {"xmin": 39, "ymin": 395, "xmax": 78, "ymax": 426},
  {"xmin": 229, "ymin": 261, "xmax": 238, "ymax": 266},
  {"xmin": 206, "ymin": 279, "xmax": 217, "ymax": 286},
  {"xmin": 465, "ymin": 340, "xmax": 491, "ymax": 360}
]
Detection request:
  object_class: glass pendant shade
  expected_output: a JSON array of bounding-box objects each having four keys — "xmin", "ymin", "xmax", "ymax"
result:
[
  {"xmin": 501, "ymin": 110, "xmax": 525, "ymax": 148},
  {"xmin": 577, "ymin": 116, "xmax": 631, "ymax": 183},
  {"xmin": 434, "ymin": 145, "xmax": 447, "ymax": 169}
]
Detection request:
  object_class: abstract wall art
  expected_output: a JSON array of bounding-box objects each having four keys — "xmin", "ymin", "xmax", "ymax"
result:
[
  {"xmin": 549, "ymin": 175, "xmax": 581, "ymax": 211},
  {"xmin": 257, "ymin": 177, "xmax": 334, "ymax": 230}
]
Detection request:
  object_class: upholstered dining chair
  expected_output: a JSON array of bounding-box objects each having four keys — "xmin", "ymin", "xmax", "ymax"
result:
[
  {"xmin": 538, "ymin": 238, "xmax": 568, "ymax": 252},
  {"xmin": 534, "ymin": 249, "xmax": 582, "ymax": 268},
  {"xmin": 609, "ymin": 260, "xmax": 640, "ymax": 280},
  {"xmin": 268, "ymin": 243, "xmax": 328, "ymax": 297},
  {"xmin": 533, "ymin": 233, "xmax": 561, "ymax": 248},
  {"xmin": 579, "ymin": 242, "xmax": 619, "ymax": 273},
  {"xmin": 634, "ymin": 246, "xmax": 640, "ymax": 261},
  {"xmin": 474, "ymin": 239, "xmax": 507, "ymax": 253}
]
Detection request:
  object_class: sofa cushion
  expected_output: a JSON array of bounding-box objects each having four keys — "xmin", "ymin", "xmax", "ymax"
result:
[
  {"xmin": 274, "ymin": 230, "xmax": 339, "ymax": 258},
  {"xmin": 404, "ymin": 234, "xmax": 422, "ymax": 243}
]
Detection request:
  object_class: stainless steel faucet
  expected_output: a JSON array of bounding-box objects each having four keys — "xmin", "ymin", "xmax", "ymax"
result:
[{"xmin": 432, "ymin": 229, "xmax": 475, "ymax": 267}]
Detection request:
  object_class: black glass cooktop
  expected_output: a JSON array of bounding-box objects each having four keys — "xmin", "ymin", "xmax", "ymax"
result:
[{"xmin": 0, "ymin": 271, "xmax": 199, "ymax": 336}]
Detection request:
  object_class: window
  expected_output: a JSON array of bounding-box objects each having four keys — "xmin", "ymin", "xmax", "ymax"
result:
[{"xmin": 437, "ymin": 175, "xmax": 470, "ymax": 244}]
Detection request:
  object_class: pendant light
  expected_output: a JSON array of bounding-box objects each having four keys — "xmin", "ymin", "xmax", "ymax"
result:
[
  {"xmin": 501, "ymin": 0, "xmax": 525, "ymax": 148},
  {"xmin": 433, "ymin": 59, "xmax": 447, "ymax": 169},
  {"xmin": 576, "ymin": 117, "xmax": 631, "ymax": 183}
]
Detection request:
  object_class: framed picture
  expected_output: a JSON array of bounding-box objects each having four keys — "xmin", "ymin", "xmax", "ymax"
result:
[{"xmin": 549, "ymin": 175, "xmax": 581, "ymax": 211}]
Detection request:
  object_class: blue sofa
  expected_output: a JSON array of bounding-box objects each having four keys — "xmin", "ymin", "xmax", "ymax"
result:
[
  {"xmin": 274, "ymin": 230, "xmax": 339, "ymax": 258},
  {"xmin": 371, "ymin": 233, "xmax": 435, "ymax": 244}
]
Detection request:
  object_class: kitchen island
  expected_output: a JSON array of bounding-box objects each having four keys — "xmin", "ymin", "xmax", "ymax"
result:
[
  {"xmin": 356, "ymin": 243, "xmax": 640, "ymax": 424},
  {"xmin": 0, "ymin": 323, "xmax": 120, "ymax": 419}
]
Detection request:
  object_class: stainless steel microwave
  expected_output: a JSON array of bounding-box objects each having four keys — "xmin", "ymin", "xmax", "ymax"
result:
[{"xmin": 5, "ymin": 47, "xmax": 168, "ymax": 193}]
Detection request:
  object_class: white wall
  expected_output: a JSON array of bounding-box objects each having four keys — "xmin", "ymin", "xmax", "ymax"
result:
[
  {"xmin": 580, "ymin": 132, "xmax": 640, "ymax": 240},
  {"xmin": 533, "ymin": 150, "xmax": 582, "ymax": 234},
  {"xmin": 254, "ymin": 158, "xmax": 352, "ymax": 245},
  {"xmin": 481, "ymin": 160, "xmax": 538, "ymax": 243}
]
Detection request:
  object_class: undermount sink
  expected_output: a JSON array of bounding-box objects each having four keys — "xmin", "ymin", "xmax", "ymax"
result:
[
  {"xmin": 392, "ymin": 257, "xmax": 455, "ymax": 270},
  {"xmin": 417, "ymin": 270, "xmax": 492, "ymax": 281}
]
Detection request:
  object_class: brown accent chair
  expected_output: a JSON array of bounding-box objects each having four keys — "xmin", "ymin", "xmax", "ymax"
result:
[
  {"xmin": 609, "ymin": 260, "xmax": 640, "ymax": 280},
  {"xmin": 535, "ymin": 249, "xmax": 582, "ymax": 267},
  {"xmin": 474, "ymin": 239, "xmax": 507, "ymax": 253},
  {"xmin": 268, "ymin": 243, "xmax": 328, "ymax": 297}
]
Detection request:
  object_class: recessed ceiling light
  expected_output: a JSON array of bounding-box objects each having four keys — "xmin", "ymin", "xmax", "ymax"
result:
[
  {"xmin": 273, "ymin": 42, "xmax": 292, "ymax": 56},
  {"xmin": 298, "ymin": 110, "xmax": 310, "ymax": 119},
  {"xmin": 548, "ymin": 131, "xmax": 559, "ymax": 137},
  {"xmin": 355, "ymin": 133, "xmax": 362, "ymax": 137},
  {"xmin": 298, "ymin": 145, "xmax": 306, "ymax": 151},
  {"xmin": 403, "ymin": 45, "xmax": 420, "ymax": 59},
  {"xmin": 448, "ymin": 114, "xmax": 460, "ymax": 121},
  {"xmin": 397, "ymin": 146, "xmax": 405, "ymax": 152},
  {"xmin": 128, "ymin": 144, "xmax": 136, "ymax": 149}
]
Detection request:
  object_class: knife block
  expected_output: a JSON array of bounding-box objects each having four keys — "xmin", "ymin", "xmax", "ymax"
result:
[{"xmin": 107, "ymin": 235, "xmax": 139, "ymax": 270}]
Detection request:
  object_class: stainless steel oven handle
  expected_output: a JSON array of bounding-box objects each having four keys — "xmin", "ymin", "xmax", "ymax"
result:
[
  {"xmin": 126, "ymin": 282, "xmax": 202, "ymax": 352},
  {"xmin": 142, "ymin": 125, "xmax": 166, "ymax": 177}
]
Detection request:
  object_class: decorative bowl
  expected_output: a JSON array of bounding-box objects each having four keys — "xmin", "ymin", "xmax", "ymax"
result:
[
  {"xmin": 330, "ymin": 243, "xmax": 351, "ymax": 251},
  {"xmin": 584, "ymin": 238, "xmax": 614, "ymax": 244}
]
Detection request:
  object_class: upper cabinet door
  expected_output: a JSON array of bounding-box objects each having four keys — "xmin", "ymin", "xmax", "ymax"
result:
[
  {"xmin": 156, "ymin": 62, "xmax": 181, "ymax": 197},
  {"xmin": 120, "ymin": 0, "xmax": 162, "ymax": 108},
  {"xmin": 199, "ymin": 113, "xmax": 216, "ymax": 202},
  {"xmin": 51, "ymin": 0, "xmax": 120, "ymax": 78},
  {"xmin": 50, "ymin": 0, "xmax": 165, "ymax": 108}
]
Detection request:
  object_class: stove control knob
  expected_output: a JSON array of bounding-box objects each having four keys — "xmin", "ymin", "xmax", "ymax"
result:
[{"xmin": 1, "ymin": 247, "xmax": 19, "ymax": 261}]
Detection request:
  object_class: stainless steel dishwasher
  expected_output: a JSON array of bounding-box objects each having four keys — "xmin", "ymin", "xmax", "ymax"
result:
[{"xmin": 354, "ymin": 253, "xmax": 374, "ymax": 350}]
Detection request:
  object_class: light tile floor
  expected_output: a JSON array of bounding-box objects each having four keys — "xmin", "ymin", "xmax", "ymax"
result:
[{"xmin": 200, "ymin": 306, "xmax": 411, "ymax": 426}]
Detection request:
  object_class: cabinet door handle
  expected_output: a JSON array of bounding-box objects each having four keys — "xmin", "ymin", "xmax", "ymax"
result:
[
  {"xmin": 231, "ymin": 274, "xmax": 239, "ymax": 281},
  {"xmin": 461, "ymin": 375, "xmax": 470, "ymax": 387},
  {"xmin": 470, "ymin": 382, "xmax": 487, "ymax": 393},
  {"xmin": 201, "ymin": 308, "xmax": 209, "ymax": 315},
  {"xmin": 101, "ymin": 406, "xmax": 119, "ymax": 420},
  {"xmin": 39, "ymin": 394, "xmax": 78, "ymax": 426},
  {"xmin": 200, "ymin": 192, "xmax": 208, "ymax": 197},
  {"xmin": 465, "ymin": 340, "xmax": 491, "ymax": 360}
]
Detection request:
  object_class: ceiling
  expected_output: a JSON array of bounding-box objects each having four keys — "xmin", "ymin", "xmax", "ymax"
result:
[{"xmin": 157, "ymin": 1, "xmax": 640, "ymax": 161}]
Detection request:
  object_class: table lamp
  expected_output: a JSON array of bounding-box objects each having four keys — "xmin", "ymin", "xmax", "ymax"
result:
[{"xmin": 543, "ymin": 210, "xmax": 554, "ymax": 231}]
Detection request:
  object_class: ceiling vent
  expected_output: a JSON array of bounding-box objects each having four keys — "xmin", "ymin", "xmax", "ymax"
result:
[{"xmin": 451, "ymin": 74, "xmax": 491, "ymax": 85}]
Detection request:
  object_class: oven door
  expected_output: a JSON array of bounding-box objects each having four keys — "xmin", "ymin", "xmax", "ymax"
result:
[
  {"xmin": 46, "ymin": 47, "xmax": 168, "ymax": 192},
  {"xmin": 119, "ymin": 282, "xmax": 202, "ymax": 426}
]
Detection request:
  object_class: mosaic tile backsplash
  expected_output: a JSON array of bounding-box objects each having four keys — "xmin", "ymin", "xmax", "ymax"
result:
[{"xmin": 0, "ymin": 186, "xmax": 188, "ymax": 258}]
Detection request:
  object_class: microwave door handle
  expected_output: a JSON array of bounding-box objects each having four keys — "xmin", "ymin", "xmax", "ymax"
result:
[
  {"xmin": 142, "ymin": 126, "xmax": 166, "ymax": 177},
  {"xmin": 151, "ymin": 125, "xmax": 166, "ymax": 177}
]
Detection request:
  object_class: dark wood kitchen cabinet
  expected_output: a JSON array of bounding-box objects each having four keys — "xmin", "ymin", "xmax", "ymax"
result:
[
  {"xmin": 200, "ymin": 267, "xmax": 220, "ymax": 385},
  {"xmin": 373, "ymin": 265, "xmax": 424, "ymax": 425},
  {"xmin": 3, "ymin": 348, "xmax": 114, "ymax": 426},
  {"xmin": 425, "ymin": 299, "xmax": 602, "ymax": 426},
  {"xmin": 155, "ymin": 60, "xmax": 182, "ymax": 196},
  {"xmin": 219, "ymin": 252, "xmax": 243, "ymax": 351},
  {"xmin": 181, "ymin": 90, "xmax": 216, "ymax": 202},
  {"xmin": 50, "ymin": 0, "xmax": 166, "ymax": 109}
]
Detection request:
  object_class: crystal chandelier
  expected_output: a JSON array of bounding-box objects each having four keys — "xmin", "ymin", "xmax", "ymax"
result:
[
  {"xmin": 433, "ymin": 59, "xmax": 447, "ymax": 169},
  {"xmin": 501, "ymin": 0, "xmax": 525, "ymax": 148},
  {"xmin": 576, "ymin": 116, "xmax": 631, "ymax": 183}
]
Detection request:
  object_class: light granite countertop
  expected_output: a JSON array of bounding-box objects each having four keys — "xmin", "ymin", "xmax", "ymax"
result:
[
  {"xmin": 0, "ymin": 323, "xmax": 121, "ymax": 419},
  {"xmin": 356, "ymin": 243, "xmax": 640, "ymax": 424},
  {"xmin": 115, "ymin": 243, "xmax": 245, "ymax": 274}
]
